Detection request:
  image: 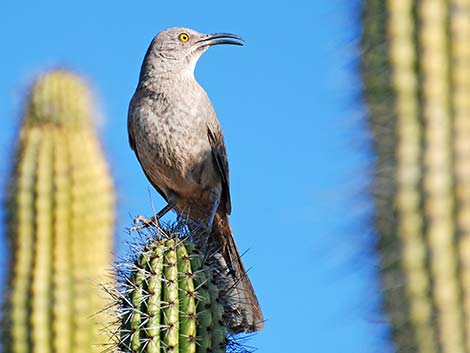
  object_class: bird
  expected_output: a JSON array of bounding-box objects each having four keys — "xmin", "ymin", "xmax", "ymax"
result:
[{"xmin": 127, "ymin": 27, "xmax": 264, "ymax": 333}]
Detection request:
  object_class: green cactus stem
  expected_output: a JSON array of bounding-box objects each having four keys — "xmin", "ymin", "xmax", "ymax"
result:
[
  {"xmin": 3, "ymin": 70, "xmax": 116, "ymax": 353},
  {"xmin": 362, "ymin": 0, "xmax": 470, "ymax": 352},
  {"xmin": 117, "ymin": 231, "xmax": 228, "ymax": 353}
]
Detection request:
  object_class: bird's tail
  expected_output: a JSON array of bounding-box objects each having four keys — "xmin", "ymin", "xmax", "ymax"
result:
[{"xmin": 207, "ymin": 212, "xmax": 264, "ymax": 333}]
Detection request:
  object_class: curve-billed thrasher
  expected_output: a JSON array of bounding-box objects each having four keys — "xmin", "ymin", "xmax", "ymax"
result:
[{"xmin": 127, "ymin": 27, "xmax": 264, "ymax": 333}]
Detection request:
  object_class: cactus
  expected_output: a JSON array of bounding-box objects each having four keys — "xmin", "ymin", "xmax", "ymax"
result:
[
  {"xmin": 115, "ymin": 227, "xmax": 229, "ymax": 353},
  {"xmin": 362, "ymin": 0, "xmax": 470, "ymax": 352},
  {"xmin": 3, "ymin": 70, "xmax": 116, "ymax": 353}
]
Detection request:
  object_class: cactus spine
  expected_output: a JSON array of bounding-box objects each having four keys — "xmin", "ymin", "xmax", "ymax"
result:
[
  {"xmin": 4, "ymin": 70, "xmax": 115, "ymax": 353},
  {"xmin": 118, "ymin": 233, "xmax": 227, "ymax": 353},
  {"xmin": 363, "ymin": 0, "xmax": 470, "ymax": 352}
]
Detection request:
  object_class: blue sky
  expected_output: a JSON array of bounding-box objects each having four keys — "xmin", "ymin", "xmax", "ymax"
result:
[{"xmin": 0, "ymin": 1, "xmax": 392, "ymax": 352}]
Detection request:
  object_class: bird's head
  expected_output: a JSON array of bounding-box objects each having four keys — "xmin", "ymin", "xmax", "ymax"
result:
[{"xmin": 141, "ymin": 27, "xmax": 243, "ymax": 76}]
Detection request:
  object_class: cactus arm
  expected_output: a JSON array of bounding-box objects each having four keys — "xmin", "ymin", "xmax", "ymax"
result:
[
  {"xmin": 116, "ymin": 233, "xmax": 235, "ymax": 353},
  {"xmin": 365, "ymin": 0, "xmax": 470, "ymax": 351},
  {"xmin": 4, "ymin": 71, "xmax": 115, "ymax": 353}
]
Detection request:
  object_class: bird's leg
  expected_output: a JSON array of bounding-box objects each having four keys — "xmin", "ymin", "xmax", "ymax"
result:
[{"xmin": 130, "ymin": 201, "xmax": 176, "ymax": 231}]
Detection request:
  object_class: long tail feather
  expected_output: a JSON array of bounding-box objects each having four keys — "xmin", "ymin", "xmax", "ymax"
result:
[{"xmin": 209, "ymin": 212, "xmax": 264, "ymax": 333}]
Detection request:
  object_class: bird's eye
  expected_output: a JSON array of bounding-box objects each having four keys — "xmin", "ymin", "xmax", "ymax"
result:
[{"xmin": 178, "ymin": 33, "xmax": 190, "ymax": 43}]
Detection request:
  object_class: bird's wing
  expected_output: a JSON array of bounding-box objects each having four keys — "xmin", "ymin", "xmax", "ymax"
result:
[
  {"xmin": 128, "ymin": 99, "xmax": 169, "ymax": 203},
  {"xmin": 127, "ymin": 105, "xmax": 137, "ymax": 151},
  {"xmin": 207, "ymin": 123, "xmax": 232, "ymax": 214}
]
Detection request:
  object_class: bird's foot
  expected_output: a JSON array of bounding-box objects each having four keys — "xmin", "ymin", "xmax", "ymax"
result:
[{"xmin": 130, "ymin": 215, "xmax": 160, "ymax": 232}]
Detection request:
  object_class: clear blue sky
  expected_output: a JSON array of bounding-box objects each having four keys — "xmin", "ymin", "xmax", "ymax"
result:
[{"xmin": 0, "ymin": 1, "xmax": 393, "ymax": 352}]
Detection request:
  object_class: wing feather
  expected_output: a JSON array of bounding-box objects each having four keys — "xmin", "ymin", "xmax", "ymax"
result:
[{"xmin": 207, "ymin": 123, "xmax": 232, "ymax": 214}]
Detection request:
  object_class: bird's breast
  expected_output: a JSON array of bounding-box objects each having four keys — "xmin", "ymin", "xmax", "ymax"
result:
[{"xmin": 130, "ymin": 83, "xmax": 218, "ymax": 194}]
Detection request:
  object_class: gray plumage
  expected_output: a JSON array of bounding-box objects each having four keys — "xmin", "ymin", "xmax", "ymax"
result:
[{"xmin": 128, "ymin": 27, "xmax": 264, "ymax": 333}]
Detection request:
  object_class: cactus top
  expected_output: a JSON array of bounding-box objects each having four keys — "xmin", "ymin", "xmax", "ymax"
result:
[{"xmin": 25, "ymin": 70, "xmax": 94, "ymax": 127}]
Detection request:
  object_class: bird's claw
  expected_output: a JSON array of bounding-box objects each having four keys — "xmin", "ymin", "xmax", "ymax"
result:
[{"xmin": 130, "ymin": 215, "xmax": 159, "ymax": 232}]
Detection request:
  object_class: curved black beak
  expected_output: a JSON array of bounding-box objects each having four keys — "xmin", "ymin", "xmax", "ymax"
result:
[{"xmin": 196, "ymin": 33, "xmax": 244, "ymax": 47}]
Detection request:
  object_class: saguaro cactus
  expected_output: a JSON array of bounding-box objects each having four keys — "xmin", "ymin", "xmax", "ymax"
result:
[
  {"xmin": 362, "ymin": 0, "xmax": 470, "ymax": 352},
  {"xmin": 115, "ymin": 229, "xmax": 228, "ymax": 353},
  {"xmin": 3, "ymin": 70, "xmax": 115, "ymax": 353}
]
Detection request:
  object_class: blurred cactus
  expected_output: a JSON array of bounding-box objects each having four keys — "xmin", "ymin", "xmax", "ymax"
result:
[
  {"xmin": 363, "ymin": 0, "xmax": 470, "ymax": 352},
  {"xmin": 3, "ymin": 70, "xmax": 115, "ymax": 352},
  {"xmin": 115, "ymin": 230, "xmax": 228, "ymax": 353}
]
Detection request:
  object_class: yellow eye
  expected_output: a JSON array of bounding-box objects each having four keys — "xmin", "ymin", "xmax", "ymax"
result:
[{"xmin": 178, "ymin": 33, "xmax": 190, "ymax": 43}]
